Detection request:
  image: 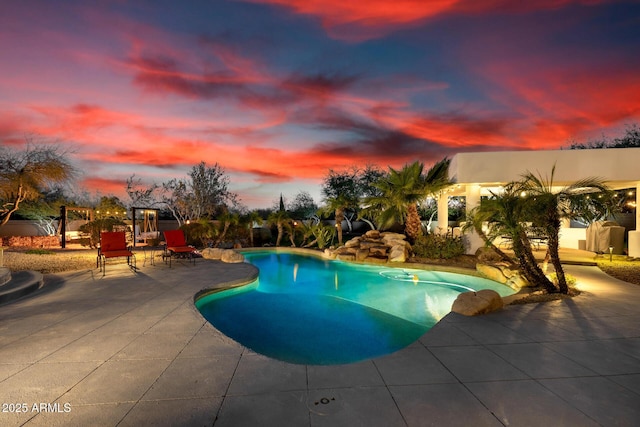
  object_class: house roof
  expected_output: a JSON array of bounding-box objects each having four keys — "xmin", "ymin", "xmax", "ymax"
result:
[{"xmin": 448, "ymin": 147, "xmax": 640, "ymax": 194}]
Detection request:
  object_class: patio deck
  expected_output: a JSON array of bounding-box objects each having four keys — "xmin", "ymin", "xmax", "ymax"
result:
[{"xmin": 0, "ymin": 257, "xmax": 639, "ymax": 426}]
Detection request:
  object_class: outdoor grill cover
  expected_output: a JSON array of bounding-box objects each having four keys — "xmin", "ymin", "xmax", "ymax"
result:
[{"xmin": 586, "ymin": 221, "xmax": 625, "ymax": 254}]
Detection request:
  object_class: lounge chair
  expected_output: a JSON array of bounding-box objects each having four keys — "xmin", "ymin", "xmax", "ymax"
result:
[
  {"xmin": 162, "ymin": 229, "xmax": 197, "ymax": 267},
  {"xmin": 98, "ymin": 231, "xmax": 136, "ymax": 276}
]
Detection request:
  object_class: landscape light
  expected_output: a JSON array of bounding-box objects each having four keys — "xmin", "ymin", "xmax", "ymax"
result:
[{"xmin": 609, "ymin": 246, "xmax": 614, "ymax": 262}]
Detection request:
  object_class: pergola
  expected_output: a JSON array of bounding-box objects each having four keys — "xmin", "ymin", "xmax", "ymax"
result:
[
  {"xmin": 59, "ymin": 206, "xmax": 94, "ymax": 248},
  {"xmin": 440, "ymin": 147, "xmax": 640, "ymax": 256},
  {"xmin": 130, "ymin": 207, "xmax": 160, "ymax": 247}
]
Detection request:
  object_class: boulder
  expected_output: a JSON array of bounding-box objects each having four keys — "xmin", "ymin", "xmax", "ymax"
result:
[
  {"xmin": 476, "ymin": 263, "xmax": 508, "ymax": 283},
  {"xmin": 451, "ymin": 289, "xmax": 504, "ymax": 316},
  {"xmin": 475, "ymin": 246, "xmax": 503, "ymax": 263},
  {"xmin": 367, "ymin": 245, "xmax": 387, "ymax": 257},
  {"xmin": 388, "ymin": 244, "xmax": 407, "ymax": 262},
  {"xmin": 365, "ymin": 255, "xmax": 388, "ymax": 264},
  {"xmin": 381, "ymin": 232, "xmax": 406, "ymax": 241},
  {"xmin": 221, "ymin": 250, "xmax": 245, "ymax": 263},
  {"xmin": 335, "ymin": 247, "xmax": 356, "ymax": 255},
  {"xmin": 356, "ymin": 248, "xmax": 370, "ymax": 261},
  {"xmin": 506, "ymin": 274, "xmax": 530, "ymax": 289},
  {"xmin": 201, "ymin": 248, "xmax": 224, "ymax": 260},
  {"xmin": 323, "ymin": 249, "xmax": 337, "ymax": 259},
  {"xmin": 344, "ymin": 237, "xmax": 361, "ymax": 248},
  {"xmin": 364, "ymin": 230, "xmax": 381, "ymax": 239},
  {"xmin": 336, "ymin": 253, "xmax": 356, "ymax": 261},
  {"xmin": 360, "ymin": 240, "xmax": 384, "ymax": 249},
  {"xmin": 499, "ymin": 265, "xmax": 517, "ymax": 279}
]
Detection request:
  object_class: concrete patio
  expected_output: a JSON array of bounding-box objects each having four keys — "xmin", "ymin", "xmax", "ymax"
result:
[{"xmin": 0, "ymin": 257, "xmax": 639, "ymax": 426}]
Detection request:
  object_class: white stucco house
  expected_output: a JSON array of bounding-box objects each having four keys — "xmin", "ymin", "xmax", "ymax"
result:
[{"xmin": 440, "ymin": 148, "xmax": 640, "ymax": 257}]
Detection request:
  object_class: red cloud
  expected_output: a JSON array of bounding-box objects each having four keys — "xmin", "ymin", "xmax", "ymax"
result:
[
  {"xmin": 248, "ymin": 0, "xmax": 608, "ymax": 41},
  {"xmin": 80, "ymin": 176, "xmax": 128, "ymax": 196}
]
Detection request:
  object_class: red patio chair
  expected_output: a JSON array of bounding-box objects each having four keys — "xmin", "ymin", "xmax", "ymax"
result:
[
  {"xmin": 163, "ymin": 229, "xmax": 197, "ymax": 267},
  {"xmin": 98, "ymin": 231, "xmax": 136, "ymax": 276}
]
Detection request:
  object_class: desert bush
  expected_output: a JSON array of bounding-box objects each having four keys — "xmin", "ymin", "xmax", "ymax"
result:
[
  {"xmin": 547, "ymin": 273, "xmax": 577, "ymax": 288},
  {"xmin": 25, "ymin": 249, "xmax": 55, "ymax": 255},
  {"xmin": 413, "ymin": 234, "xmax": 466, "ymax": 259},
  {"xmin": 78, "ymin": 218, "xmax": 127, "ymax": 248}
]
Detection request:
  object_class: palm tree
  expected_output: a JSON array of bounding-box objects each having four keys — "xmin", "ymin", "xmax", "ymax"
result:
[
  {"xmin": 467, "ymin": 186, "xmax": 555, "ymax": 292},
  {"xmin": 215, "ymin": 212, "xmax": 239, "ymax": 247},
  {"xmin": 243, "ymin": 211, "xmax": 263, "ymax": 247},
  {"xmin": 267, "ymin": 210, "xmax": 291, "ymax": 246},
  {"xmin": 367, "ymin": 159, "xmax": 451, "ymax": 243},
  {"xmin": 320, "ymin": 195, "xmax": 356, "ymax": 246},
  {"xmin": 520, "ymin": 166, "xmax": 612, "ymax": 293}
]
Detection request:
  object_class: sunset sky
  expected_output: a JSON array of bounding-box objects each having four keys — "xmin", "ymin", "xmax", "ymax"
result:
[{"xmin": 1, "ymin": 0, "xmax": 639, "ymax": 209}]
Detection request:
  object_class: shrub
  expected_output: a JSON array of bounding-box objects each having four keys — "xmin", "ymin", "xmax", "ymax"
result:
[
  {"xmin": 413, "ymin": 234, "xmax": 466, "ymax": 259},
  {"xmin": 78, "ymin": 218, "xmax": 127, "ymax": 248},
  {"xmin": 25, "ymin": 249, "xmax": 55, "ymax": 255},
  {"xmin": 548, "ymin": 273, "xmax": 577, "ymax": 288}
]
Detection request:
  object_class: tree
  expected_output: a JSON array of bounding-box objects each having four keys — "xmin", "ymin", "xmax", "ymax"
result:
[
  {"xmin": 519, "ymin": 166, "xmax": 613, "ymax": 293},
  {"xmin": 467, "ymin": 167, "xmax": 615, "ymax": 294},
  {"xmin": 215, "ymin": 211, "xmax": 239, "ymax": 247},
  {"xmin": 160, "ymin": 178, "xmax": 190, "ymax": 226},
  {"xmin": 189, "ymin": 161, "xmax": 235, "ymax": 218},
  {"xmin": 466, "ymin": 186, "xmax": 554, "ymax": 291},
  {"xmin": 288, "ymin": 191, "xmax": 318, "ymax": 219},
  {"xmin": 0, "ymin": 144, "xmax": 76, "ymax": 227},
  {"xmin": 95, "ymin": 196, "xmax": 127, "ymax": 219},
  {"xmin": 18, "ymin": 187, "xmax": 70, "ymax": 235},
  {"xmin": 267, "ymin": 210, "xmax": 293, "ymax": 247},
  {"xmin": 125, "ymin": 174, "xmax": 159, "ymax": 208},
  {"xmin": 242, "ymin": 210, "xmax": 264, "ymax": 247},
  {"xmin": 366, "ymin": 159, "xmax": 451, "ymax": 243},
  {"xmin": 568, "ymin": 123, "xmax": 640, "ymax": 149},
  {"xmin": 319, "ymin": 164, "xmax": 387, "ymax": 241},
  {"xmin": 160, "ymin": 162, "xmax": 238, "ymax": 225},
  {"xmin": 320, "ymin": 167, "xmax": 365, "ymax": 245}
]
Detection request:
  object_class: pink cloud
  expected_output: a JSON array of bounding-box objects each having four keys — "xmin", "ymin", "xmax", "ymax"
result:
[{"xmin": 248, "ymin": 0, "xmax": 608, "ymax": 41}]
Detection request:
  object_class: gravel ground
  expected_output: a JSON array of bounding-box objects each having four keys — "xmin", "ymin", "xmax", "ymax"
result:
[
  {"xmin": 597, "ymin": 261, "xmax": 640, "ymax": 286},
  {"xmin": 2, "ymin": 248, "xmax": 98, "ymax": 274}
]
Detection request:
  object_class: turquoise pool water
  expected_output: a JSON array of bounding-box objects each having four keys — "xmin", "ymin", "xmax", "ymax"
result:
[{"xmin": 196, "ymin": 251, "xmax": 514, "ymax": 365}]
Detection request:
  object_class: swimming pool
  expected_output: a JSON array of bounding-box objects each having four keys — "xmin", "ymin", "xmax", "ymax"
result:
[{"xmin": 196, "ymin": 250, "xmax": 514, "ymax": 365}]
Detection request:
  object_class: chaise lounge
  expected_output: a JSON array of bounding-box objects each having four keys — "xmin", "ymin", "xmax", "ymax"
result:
[{"xmin": 163, "ymin": 229, "xmax": 197, "ymax": 267}]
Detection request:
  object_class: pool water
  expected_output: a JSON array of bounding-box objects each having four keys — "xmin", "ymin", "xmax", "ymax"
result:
[{"xmin": 196, "ymin": 251, "xmax": 514, "ymax": 365}]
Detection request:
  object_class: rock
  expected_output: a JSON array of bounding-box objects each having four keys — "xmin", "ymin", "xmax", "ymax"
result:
[
  {"xmin": 476, "ymin": 263, "xmax": 508, "ymax": 283},
  {"xmin": 369, "ymin": 245, "xmax": 388, "ymax": 257},
  {"xmin": 381, "ymin": 233, "xmax": 407, "ymax": 247},
  {"xmin": 477, "ymin": 262, "xmax": 529, "ymax": 290},
  {"xmin": 506, "ymin": 274, "xmax": 530, "ymax": 289},
  {"xmin": 365, "ymin": 255, "xmax": 388, "ymax": 264},
  {"xmin": 335, "ymin": 247, "xmax": 356, "ymax": 255},
  {"xmin": 364, "ymin": 230, "xmax": 381, "ymax": 239},
  {"xmin": 388, "ymin": 244, "xmax": 407, "ymax": 262},
  {"xmin": 356, "ymin": 248, "xmax": 370, "ymax": 261},
  {"xmin": 324, "ymin": 249, "xmax": 337, "ymax": 259},
  {"xmin": 336, "ymin": 253, "xmax": 356, "ymax": 261},
  {"xmin": 201, "ymin": 248, "xmax": 224, "ymax": 260},
  {"xmin": 360, "ymin": 240, "xmax": 384, "ymax": 249},
  {"xmin": 344, "ymin": 237, "xmax": 361, "ymax": 248},
  {"xmin": 221, "ymin": 250, "xmax": 245, "ymax": 263},
  {"xmin": 475, "ymin": 246, "xmax": 503, "ymax": 262},
  {"xmin": 451, "ymin": 289, "xmax": 504, "ymax": 316}
]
